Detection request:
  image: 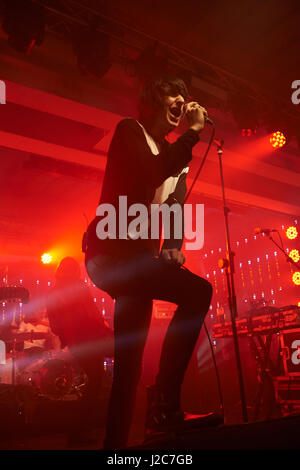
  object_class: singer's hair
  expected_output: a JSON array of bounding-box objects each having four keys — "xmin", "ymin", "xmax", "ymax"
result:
[{"xmin": 138, "ymin": 76, "xmax": 189, "ymax": 120}]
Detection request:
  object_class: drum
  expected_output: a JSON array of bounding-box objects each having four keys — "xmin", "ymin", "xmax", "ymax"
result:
[
  {"xmin": 17, "ymin": 352, "xmax": 87, "ymax": 399},
  {"xmin": 37, "ymin": 358, "xmax": 74, "ymax": 398}
]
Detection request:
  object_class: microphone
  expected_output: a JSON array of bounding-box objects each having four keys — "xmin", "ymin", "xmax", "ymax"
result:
[
  {"xmin": 205, "ymin": 116, "xmax": 215, "ymax": 126},
  {"xmin": 254, "ymin": 227, "xmax": 277, "ymax": 235},
  {"xmin": 183, "ymin": 103, "xmax": 215, "ymax": 126}
]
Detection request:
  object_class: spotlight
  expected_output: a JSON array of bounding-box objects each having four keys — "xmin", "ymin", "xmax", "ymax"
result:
[
  {"xmin": 289, "ymin": 249, "xmax": 300, "ymax": 263},
  {"xmin": 286, "ymin": 226, "xmax": 298, "ymax": 240},
  {"xmin": 72, "ymin": 24, "xmax": 111, "ymax": 79},
  {"xmin": 41, "ymin": 253, "xmax": 52, "ymax": 264},
  {"xmin": 1, "ymin": 0, "xmax": 45, "ymax": 53},
  {"xmin": 270, "ymin": 131, "xmax": 287, "ymax": 149},
  {"xmin": 241, "ymin": 128, "xmax": 256, "ymax": 137},
  {"xmin": 292, "ymin": 272, "xmax": 300, "ymax": 286}
]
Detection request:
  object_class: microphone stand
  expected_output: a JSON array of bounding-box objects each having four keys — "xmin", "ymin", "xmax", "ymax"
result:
[
  {"xmin": 264, "ymin": 232, "xmax": 300, "ymax": 270},
  {"xmin": 215, "ymin": 139, "xmax": 248, "ymax": 423}
]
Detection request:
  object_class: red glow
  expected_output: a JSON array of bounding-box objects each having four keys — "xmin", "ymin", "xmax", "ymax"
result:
[
  {"xmin": 286, "ymin": 226, "xmax": 298, "ymax": 240},
  {"xmin": 289, "ymin": 249, "xmax": 300, "ymax": 263},
  {"xmin": 292, "ymin": 272, "xmax": 300, "ymax": 286},
  {"xmin": 41, "ymin": 253, "xmax": 52, "ymax": 264},
  {"xmin": 241, "ymin": 128, "xmax": 256, "ymax": 137},
  {"xmin": 270, "ymin": 131, "xmax": 286, "ymax": 148}
]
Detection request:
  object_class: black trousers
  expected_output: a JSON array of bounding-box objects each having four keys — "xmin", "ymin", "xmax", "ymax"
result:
[{"xmin": 86, "ymin": 251, "xmax": 212, "ymax": 448}]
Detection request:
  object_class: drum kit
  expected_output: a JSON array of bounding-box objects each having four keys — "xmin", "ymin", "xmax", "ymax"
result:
[
  {"xmin": 0, "ymin": 285, "xmax": 112, "ymax": 401},
  {"xmin": 0, "ymin": 285, "xmax": 87, "ymax": 399},
  {"xmin": 2, "ymin": 331, "xmax": 88, "ymax": 399},
  {"xmin": 1, "ymin": 330, "xmax": 88, "ymax": 399}
]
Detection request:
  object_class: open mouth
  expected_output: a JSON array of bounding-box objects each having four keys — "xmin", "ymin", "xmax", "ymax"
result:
[{"xmin": 168, "ymin": 106, "xmax": 182, "ymax": 122}]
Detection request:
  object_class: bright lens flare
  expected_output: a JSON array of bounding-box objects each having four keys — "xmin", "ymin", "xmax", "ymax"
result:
[
  {"xmin": 270, "ymin": 131, "xmax": 286, "ymax": 149},
  {"xmin": 41, "ymin": 253, "xmax": 52, "ymax": 264},
  {"xmin": 286, "ymin": 226, "xmax": 298, "ymax": 240},
  {"xmin": 293, "ymin": 272, "xmax": 300, "ymax": 286},
  {"xmin": 289, "ymin": 249, "xmax": 300, "ymax": 263}
]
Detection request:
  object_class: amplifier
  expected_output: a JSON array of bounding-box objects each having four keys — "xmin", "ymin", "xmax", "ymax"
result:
[
  {"xmin": 274, "ymin": 376, "xmax": 300, "ymax": 404},
  {"xmin": 153, "ymin": 301, "xmax": 176, "ymax": 319},
  {"xmin": 212, "ymin": 306, "xmax": 300, "ymax": 338}
]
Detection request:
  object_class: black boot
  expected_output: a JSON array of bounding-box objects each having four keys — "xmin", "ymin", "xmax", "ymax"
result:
[{"xmin": 145, "ymin": 385, "xmax": 223, "ymax": 439}]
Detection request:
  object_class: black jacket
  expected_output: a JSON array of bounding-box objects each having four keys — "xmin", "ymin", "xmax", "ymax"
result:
[{"xmin": 84, "ymin": 118, "xmax": 199, "ymax": 259}]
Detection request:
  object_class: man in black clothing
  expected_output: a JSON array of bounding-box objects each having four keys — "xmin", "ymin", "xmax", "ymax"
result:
[{"xmin": 84, "ymin": 76, "xmax": 219, "ymax": 448}]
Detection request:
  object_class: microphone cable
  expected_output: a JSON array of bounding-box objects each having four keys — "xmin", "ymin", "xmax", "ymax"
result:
[
  {"xmin": 184, "ymin": 121, "xmax": 216, "ymax": 204},
  {"xmin": 183, "ymin": 122, "xmax": 225, "ymax": 418}
]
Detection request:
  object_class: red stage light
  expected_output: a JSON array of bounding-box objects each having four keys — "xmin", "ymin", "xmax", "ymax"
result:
[
  {"xmin": 241, "ymin": 128, "xmax": 256, "ymax": 137},
  {"xmin": 286, "ymin": 226, "xmax": 298, "ymax": 240},
  {"xmin": 293, "ymin": 272, "xmax": 300, "ymax": 286},
  {"xmin": 41, "ymin": 253, "xmax": 52, "ymax": 264},
  {"xmin": 270, "ymin": 131, "xmax": 286, "ymax": 148},
  {"xmin": 289, "ymin": 249, "xmax": 300, "ymax": 263}
]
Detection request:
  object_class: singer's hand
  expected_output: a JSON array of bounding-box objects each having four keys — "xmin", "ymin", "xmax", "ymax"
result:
[
  {"xmin": 160, "ymin": 248, "xmax": 185, "ymax": 266},
  {"xmin": 185, "ymin": 101, "xmax": 208, "ymax": 132}
]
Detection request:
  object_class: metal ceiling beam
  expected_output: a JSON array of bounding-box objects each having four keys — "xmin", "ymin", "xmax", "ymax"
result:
[
  {"xmin": 4, "ymin": 80, "xmax": 122, "ymax": 130},
  {"xmin": 0, "ymin": 130, "xmax": 106, "ymax": 170}
]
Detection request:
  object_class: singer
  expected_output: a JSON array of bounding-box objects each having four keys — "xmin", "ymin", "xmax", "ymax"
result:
[{"xmin": 83, "ymin": 76, "xmax": 221, "ymax": 449}]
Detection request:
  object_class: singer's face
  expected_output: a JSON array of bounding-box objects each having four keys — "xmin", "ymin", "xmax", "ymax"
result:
[{"xmin": 159, "ymin": 94, "xmax": 186, "ymax": 131}]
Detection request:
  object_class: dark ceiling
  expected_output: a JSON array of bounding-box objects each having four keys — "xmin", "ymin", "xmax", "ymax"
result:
[
  {"xmin": 14, "ymin": 0, "xmax": 298, "ymax": 134},
  {"xmin": 109, "ymin": 0, "xmax": 300, "ymax": 97},
  {"xmin": 41, "ymin": 0, "xmax": 300, "ymax": 100}
]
